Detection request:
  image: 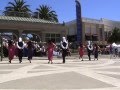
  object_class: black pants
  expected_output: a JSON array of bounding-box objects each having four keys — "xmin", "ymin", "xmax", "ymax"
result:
[
  {"xmin": 62, "ymin": 49, "xmax": 67, "ymax": 63},
  {"xmin": 88, "ymin": 51, "xmax": 91, "ymax": 61},
  {"xmin": 18, "ymin": 49, "xmax": 23, "ymax": 62},
  {"xmin": 28, "ymin": 49, "xmax": 33, "ymax": 60},
  {"xmin": 94, "ymin": 51, "xmax": 98, "ymax": 59}
]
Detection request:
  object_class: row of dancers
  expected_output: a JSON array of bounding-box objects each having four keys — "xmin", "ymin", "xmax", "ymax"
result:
[
  {"xmin": 1, "ymin": 37, "xmax": 69, "ymax": 64},
  {"xmin": 78, "ymin": 41, "xmax": 99, "ymax": 61},
  {"xmin": 3, "ymin": 38, "xmax": 34, "ymax": 63},
  {"xmin": 1, "ymin": 36, "xmax": 101, "ymax": 64}
]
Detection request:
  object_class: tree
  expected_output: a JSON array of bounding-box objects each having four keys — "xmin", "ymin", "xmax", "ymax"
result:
[
  {"xmin": 4, "ymin": 0, "xmax": 31, "ymax": 17},
  {"xmin": 108, "ymin": 27, "xmax": 120, "ymax": 43},
  {"xmin": 33, "ymin": 5, "xmax": 58, "ymax": 22}
]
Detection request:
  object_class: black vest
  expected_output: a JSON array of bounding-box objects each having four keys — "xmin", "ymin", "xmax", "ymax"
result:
[{"xmin": 18, "ymin": 42, "xmax": 23, "ymax": 47}]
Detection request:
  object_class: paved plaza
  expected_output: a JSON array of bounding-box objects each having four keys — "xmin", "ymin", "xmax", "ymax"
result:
[{"xmin": 0, "ymin": 55, "xmax": 120, "ymax": 90}]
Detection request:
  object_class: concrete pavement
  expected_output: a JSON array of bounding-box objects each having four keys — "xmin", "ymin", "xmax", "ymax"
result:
[{"xmin": 0, "ymin": 55, "xmax": 120, "ymax": 90}]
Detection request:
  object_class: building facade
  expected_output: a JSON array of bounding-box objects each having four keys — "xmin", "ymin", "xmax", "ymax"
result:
[
  {"xmin": 0, "ymin": 16, "xmax": 67, "ymax": 43},
  {"xmin": 66, "ymin": 17, "xmax": 120, "ymax": 45}
]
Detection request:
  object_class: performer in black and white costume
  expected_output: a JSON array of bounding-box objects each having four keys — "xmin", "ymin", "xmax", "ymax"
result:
[
  {"xmin": 17, "ymin": 37, "xmax": 24, "ymax": 63},
  {"xmin": 87, "ymin": 41, "xmax": 93, "ymax": 61},
  {"xmin": 60, "ymin": 37, "xmax": 68, "ymax": 63}
]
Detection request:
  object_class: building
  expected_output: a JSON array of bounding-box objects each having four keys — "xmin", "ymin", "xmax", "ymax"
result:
[
  {"xmin": 1, "ymin": 15, "xmax": 120, "ymax": 45},
  {"xmin": 0, "ymin": 15, "xmax": 67, "ymax": 43},
  {"xmin": 66, "ymin": 17, "xmax": 120, "ymax": 45}
]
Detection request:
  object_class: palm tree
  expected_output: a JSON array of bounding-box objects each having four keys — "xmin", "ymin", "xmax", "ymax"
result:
[
  {"xmin": 4, "ymin": 0, "xmax": 31, "ymax": 17},
  {"xmin": 34, "ymin": 5, "xmax": 58, "ymax": 22}
]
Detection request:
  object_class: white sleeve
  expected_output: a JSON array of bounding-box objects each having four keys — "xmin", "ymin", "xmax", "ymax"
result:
[
  {"xmin": 17, "ymin": 42, "xmax": 21, "ymax": 49},
  {"xmin": 87, "ymin": 45, "xmax": 93, "ymax": 51},
  {"xmin": 91, "ymin": 45, "xmax": 93, "ymax": 50},
  {"xmin": 21, "ymin": 42, "xmax": 24, "ymax": 49},
  {"xmin": 66, "ymin": 41, "xmax": 68, "ymax": 49},
  {"xmin": 17, "ymin": 42, "xmax": 24, "ymax": 49}
]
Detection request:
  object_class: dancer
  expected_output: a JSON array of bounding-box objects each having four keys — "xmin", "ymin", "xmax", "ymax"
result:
[
  {"xmin": 27, "ymin": 40, "xmax": 34, "ymax": 63},
  {"xmin": 47, "ymin": 40, "xmax": 56, "ymax": 64},
  {"xmin": 17, "ymin": 37, "xmax": 24, "ymax": 63},
  {"xmin": 8, "ymin": 40, "xmax": 15, "ymax": 63},
  {"xmin": 93, "ymin": 44, "xmax": 99, "ymax": 60},
  {"xmin": 109, "ymin": 44, "xmax": 113, "ymax": 59},
  {"xmin": 3, "ymin": 38, "xmax": 8, "ymax": 57},
  {"xmin": 87, "ymin": 41, "xmax": 93, "ymax": 61},
  {"xmin": 78, "ymin": 44, "xmax": 84, "ymax": 61},
  {"xmin": 60, "ymin": 37, "xmax": 68, "ymax": 63}
]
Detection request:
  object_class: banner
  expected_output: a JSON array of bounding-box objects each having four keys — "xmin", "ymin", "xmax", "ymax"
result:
[{"xmin": 75, "ymin": 0, "xmax": 82, "ymax": 44}]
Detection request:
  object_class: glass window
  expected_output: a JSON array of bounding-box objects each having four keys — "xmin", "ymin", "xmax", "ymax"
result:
[
  {"xmin": 51, "ymin": 34, "xmax": 55, "ymax": 38},
  {"xmin": 45, "ymin": 38, "xmax": 50, "ymax": 42},
  {"xmin": 51, "ymin": 38, "xmax": 55, "ymax": 42},
  {"xmin": 45, "ymin": 33, "xmax": 61, "ymax": 42},
  {"xmin": 92, "ymin": 36, "xmax": 98, "ymax": 41},
  {"xmin": 56, "ymin": 34, "xmax": 60, "ymax": 37},
  {"xmin": 56, "ymin": 38, "xmax": 60, "ymax": 42},
  {"xmin": 45, "ymin": 33, "xmax": 50, "ymax": 37},
  {"xmin": 85, "ymin": 35, "xmax": 91, "ymax": 41}
]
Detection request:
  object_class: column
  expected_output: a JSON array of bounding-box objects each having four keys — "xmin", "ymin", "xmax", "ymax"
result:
[
  {"xmin": 18, "ymin": 30, "xmax": 23, "ymax": 37},
  {"xmin": 82, "ymin": 22, "xmax": 85, "ymax": 44},
  {"xmin": 13, "ymin": 31, "xmax": 19, "ymax": 40}
]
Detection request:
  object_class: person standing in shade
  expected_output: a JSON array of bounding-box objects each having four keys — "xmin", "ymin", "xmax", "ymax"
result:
[
  {"xmin": 7, "ymin": 40, "xmax": 15, "ymax": 63},
  {"xmin": 87, "ymin": 41, "xmax": 93, "ymax": 61},
  {"xmin": 93, "ymin": 44, "xmax": 99, "ymax": 60},
  {"xmin": 3, "ymin": 38, "xmax": 8, "ymax": 57},
  {"xmin": 60, "ymin": 37, "xmax": 68, "ymax": 63},
  {"xmin": 109, "ymin": 44, "xmax": 113, "ymax": 59},
  {"xmin": 42, "ymin": 46, "xmax": 46, "ymax": 56},
  {"xmin": 78, "ymin": 44, "xmax": 84, "ymax": 61},
  {"xmin": 47, "ymin": 40, "xmax": 56, "ymax": 64},
  {"xmin": 17, "ymin": 37, "xmax": 24, "ymax": 63}
]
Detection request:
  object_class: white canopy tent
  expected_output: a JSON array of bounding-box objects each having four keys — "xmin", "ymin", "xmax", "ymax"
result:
[
  {"xmin": 112, "ymin": 43, "xmax": 118, "ymax": 47},
  {"xmin": 106, "ymin": 43, "xmax": 120, "ymax": 48},
  {"xmin": 117, "ymin": 45, "xmax": 120, "ymax": 48}
]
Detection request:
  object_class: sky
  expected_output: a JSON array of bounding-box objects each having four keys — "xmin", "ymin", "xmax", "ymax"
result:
[{"xmin": 0, "ymin": 0, "xmax": 120, "ymax": 23}]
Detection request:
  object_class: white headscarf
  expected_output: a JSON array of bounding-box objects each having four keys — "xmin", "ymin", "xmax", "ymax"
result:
[
  {"xmin": 60, "ymin": 37, "xmax": 68, "ymax": 49},
  {"xmin": 87, "ymin": 41, "xmax": 93, "ymax": 51},
  {"xmin": 88, "ymin": 41, "xmax": 91, "ymax": 46},
  {"xmin": 17, "ymin": 37, "xmax": 24, "ymax": 49},
  {"xmin": 62, "ymin": 37, "xmax": 67, "ymax": 43},
  {"xmin": 19, "ymin": 37, "xmax": 22, "ymax": 42}
]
